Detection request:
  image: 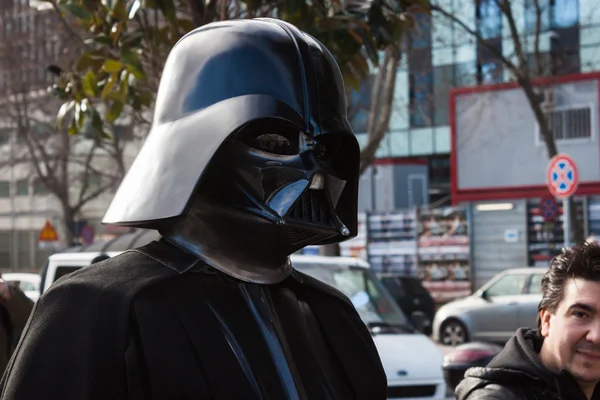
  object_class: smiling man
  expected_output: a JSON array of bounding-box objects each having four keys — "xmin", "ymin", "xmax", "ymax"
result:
[{"xmin": 456, "ymin": 242, "xmax": 600, "ymax": 400}]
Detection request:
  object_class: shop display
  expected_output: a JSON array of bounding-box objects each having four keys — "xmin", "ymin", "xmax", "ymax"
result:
[
  {"xmin": 366, "ymin": 210, "xmax": 418, "ymax": 275},
  {"xmin": 417, "ymin": 207, "xmax": 471, "ymax": 304},
  {"xmin": 526, "ymin": 198, "xmax": 584, "ymax": 267}
]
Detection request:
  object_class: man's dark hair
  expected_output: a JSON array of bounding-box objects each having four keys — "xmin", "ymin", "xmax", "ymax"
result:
[{"xmin": 537, "ymin": 241, "xmax": 600, "ymax": 334}]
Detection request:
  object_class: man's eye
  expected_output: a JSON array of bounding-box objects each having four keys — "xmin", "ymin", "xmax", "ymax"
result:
[{"xmin": 574, "ymin": 311, "xmax": 589, "ymax": 319}]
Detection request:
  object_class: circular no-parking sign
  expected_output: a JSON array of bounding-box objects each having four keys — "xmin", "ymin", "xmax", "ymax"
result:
[{"xmin": 547, "ymin": 154, "xmax": 579, "ymax": 199}]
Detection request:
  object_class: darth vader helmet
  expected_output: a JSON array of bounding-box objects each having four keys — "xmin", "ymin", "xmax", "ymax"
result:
[{"xmin": 102, "ymin": 18, "xmax": 360, "ymax": 282}]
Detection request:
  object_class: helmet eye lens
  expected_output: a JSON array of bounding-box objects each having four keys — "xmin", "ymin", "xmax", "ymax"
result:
[{"xmin": 254, "ymin": 133, "xmax": 295, "ymax": 155}]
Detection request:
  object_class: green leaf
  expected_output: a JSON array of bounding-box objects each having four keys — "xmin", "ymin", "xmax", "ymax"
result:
[
  {"xmin": 101, "ymin": 72, "xmax": 118, "ymax": 99},
  {"xmin": 106, "ymin": 100, "xmax": 125, "ymax": 123},
  {"xmin": 119, "ymin": 70, "xmax": 129, "ymax": 100},
  {"xmin": 120, "ymin": 31, "xmax": 144, "ymax": 47},
  {"xmin": 75, "ymin": 53, "xmax": 93, "ymax": 72},
  {"xmin": 127, "ymin": 0, "xmax": 141, "ymax": 19},
  {"xmin": 156, "ymin": 0, "xmax": 176, "ymax": 22},
  {"xmin": 68, "ymin": 118, "xmax": 79, "ymax": 136},
  {"xmin": 75, "ymin": 102, "xmax": 85, "ymax": 131},
  {"xmin": 93, "ymin": 35, "xmax": 115, "ymax": 46},
  {"xmin": 111, "ymin": 0, "xmax": 128, "ymax": 21},
  {"xmin": 57, "ymin": 100, "xmax": 75, "ymax": 129},
  {"xmin": 82, "ymin": 70, "xmax": 97, "ymax": 97},
  {"xmin": 136, "ymin": 90, "xmax": 153, "ymax": 107},
  {"xmin": 102, "ymin": 59, "xmax": 123, "ymax": 72},
  {"xmin": 58, "ymin": 4, "xmax": 92, "ymax": 21},
  {"xmin": 101, "ymin": 0, "xmax": 114, "ymax": 10},
  {"xmin": 121, "ymin": 49, "xmax": 145, "ymax": 80},
  {"xmin": 90, "ymin": 107, "xmax": 105, "ymax": 137},
  {"xmin": 177, "ymin": 18, "xmax": 196, "ymax": 33}
]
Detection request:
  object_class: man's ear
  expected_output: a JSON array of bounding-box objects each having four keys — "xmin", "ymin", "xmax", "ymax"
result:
[{"xmin": 540, "ymin": 308, "xmax": 552, "ymax": 337}]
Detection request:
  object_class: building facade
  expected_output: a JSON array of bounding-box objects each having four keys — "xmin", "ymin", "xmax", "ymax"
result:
[
  {"xmin": 452, "ymin": 71, "xmax": 600, "ymax": 288},
  {"xmin": 355, "ymin": 0, "xmax": 600, "ymax": 213}
]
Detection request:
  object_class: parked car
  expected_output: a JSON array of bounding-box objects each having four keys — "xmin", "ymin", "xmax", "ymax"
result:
[
  {"xmin": 432, "ymin": 267, "xmax": 546, "ymax": 346},
  {"xmin": 378, "ymin": 274, "xmax": 436, "ymax": 335},
  {"xmin": 3, "ymin": 273, "xmax": 41, "ymax": 303},
  {"xmin": 442, "ymin": 341, "xmax": 503, "ymax": 392},
  {"xmin": 42, "ymin": 230, "xmax": 448, "ymax": 400}
]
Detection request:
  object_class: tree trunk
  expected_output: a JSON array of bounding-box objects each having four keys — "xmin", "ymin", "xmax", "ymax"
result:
[
  {"xmin": 358, "ymin": 46, "xmax": 401, "ymax": 176},
  {"xmin": 519, "ymin": 79, "xmax": 584, "ymax": 244},
  {"xmin": 60, "ymin": 205, "xmax": 75, "ymax": 248}
]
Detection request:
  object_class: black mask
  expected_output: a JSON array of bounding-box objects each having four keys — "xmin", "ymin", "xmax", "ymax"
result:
[{"xmin": 102, "ymin": 18, "xmax": 359, "ymax": 282}]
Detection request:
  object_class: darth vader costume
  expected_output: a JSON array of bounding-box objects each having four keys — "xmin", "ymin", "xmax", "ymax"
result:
[{"xmin": 0, "ymin": 18, "xmax": 387, "ymax": 400}]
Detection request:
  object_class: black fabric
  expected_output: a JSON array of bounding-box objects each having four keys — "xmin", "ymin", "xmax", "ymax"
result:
[
  {"xmin": 0, "ymin": 240, "xmax": 386, "ymax": 400},
  {"xmin": 455, "ymin": 328, "xmax": 600, "ymax": 400}
]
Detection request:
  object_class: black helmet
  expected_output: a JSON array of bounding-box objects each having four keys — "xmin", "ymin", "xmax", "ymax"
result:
[{"xmin": 102, "ymin": 18, "xmax": 359, "ymax": 281}]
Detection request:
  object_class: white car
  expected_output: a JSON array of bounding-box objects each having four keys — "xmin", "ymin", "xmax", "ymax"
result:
[
  {"xmin": 3, "ymin": 272, "xmax": 41, "ymax": 302},
  {"xmin": 41, "ymin": 231, "xmax": 447, "ymax": 399}
]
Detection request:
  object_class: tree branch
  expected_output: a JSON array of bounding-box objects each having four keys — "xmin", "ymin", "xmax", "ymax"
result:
[
  {"xmin": 532, "ymin": 0, "xmax": 543, "ymax": 76},
  {"xmin": 495, "ymin": 0, "xmax": 527, "ymax": 74},
  {"xmin": 430, "ymin": 2, "xmax": 520, "ymax": 77}
]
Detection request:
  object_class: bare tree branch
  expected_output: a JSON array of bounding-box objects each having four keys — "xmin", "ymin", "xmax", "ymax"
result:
[
  {"xmin": 430, "ymin": 2, "xmax": 521, "ymax": 77},
  {"xmin": 495, "ymin": 0, "xmax": 527, "ymax": 73}
]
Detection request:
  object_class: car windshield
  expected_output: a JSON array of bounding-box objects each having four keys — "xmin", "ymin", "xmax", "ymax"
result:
[{"xmin": 294, "ymin": 263, "xmax": 409, "ymax": 326}]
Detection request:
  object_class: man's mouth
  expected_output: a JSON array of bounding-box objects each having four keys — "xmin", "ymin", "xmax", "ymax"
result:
[{"xmin": 576, "ymin": 350, "xmax": 600, "ymax": 360}]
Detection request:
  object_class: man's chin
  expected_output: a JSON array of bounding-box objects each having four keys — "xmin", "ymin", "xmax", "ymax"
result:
[{"xmin": 569, "ymin": 364, "xmax": 600, "ymax": 384}]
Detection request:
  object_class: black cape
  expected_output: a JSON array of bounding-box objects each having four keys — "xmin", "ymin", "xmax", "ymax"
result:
[{"xmin": 0, "ymin": 240, "xmax": 386, "ymax": 399}]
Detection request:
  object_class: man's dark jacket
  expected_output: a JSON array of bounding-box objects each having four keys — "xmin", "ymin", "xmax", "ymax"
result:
[
  {"xmin": 455, "ymin": 328, "xmax": 600, "ymax": 400},
  {"xmin": 0, "ymin": 240, "xmax": 386, "ymax": 399}
]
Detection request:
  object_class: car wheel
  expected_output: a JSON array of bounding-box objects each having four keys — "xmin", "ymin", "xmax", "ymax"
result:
[{"xmin": 440, "ymin": 319, "xmax": 469, "ymax": 346}]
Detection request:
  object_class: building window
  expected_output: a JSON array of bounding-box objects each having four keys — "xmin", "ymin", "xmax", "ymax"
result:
[
  {"xmin": 407, "ymin": 13, "xmax": 433, "ymax": 128},
  {"xmin": 526, "ymin": 52, "xmax": 552, "ymax": 77},
  {"xmin": 524, "ymin": 0, "xmax": 551, "ymax": 34},
  {"xmin": 433, "ymin": 62, "xmax": 477, "ymax": 126},
  {"xmin": 0, "ymin": 129, "xmax": 10, "ymax": 146},
  {"xmin": 476, "ymin": 0, "xmax": 503, "ymax": 85},
  {"xmin": 16, "ymin": 179, "xmax": 28, "ymax": 196},
  {"xmin": 537, "ymin": 106, "xmax": 592, "ymax": 142},
  {"xmin": 525, "ymin": 0, "xmax": 579, "ymax": 33},
  {"xmin": 410, "ymin": 69, "xmax": 433, "ymax": 128},
  {"xmin": 552, "ymin": 0, "xmax": 578, "ymax": 28},
  {"xmin": 433, "ymin": 65, "xmax": 454, "ymax": 126},
  {"xmin": 0, "ymin": 182, "xmax": 9, "ymax": 198},
  {"xmin": 477, "ymin": 0, "xmax": 502, "ymax": 39},
  {"xmin": 33, "ymin": 179, "xmax": 50, "ymax": 195},
  {"xmin": 88, "ymin": 173, "xmax": 102, "ymax": 191},
  {"xmin": 348, "ymin": 74, "xmax": 374, "ymax": 133}
]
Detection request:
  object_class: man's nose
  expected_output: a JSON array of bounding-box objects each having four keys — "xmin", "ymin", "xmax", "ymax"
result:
[{"xmin": 586, "ymin": 319, "xmax": 600, "ymax": 344}]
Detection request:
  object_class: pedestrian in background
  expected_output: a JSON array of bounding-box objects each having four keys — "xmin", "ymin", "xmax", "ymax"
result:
[
  {"xmin": 456, "ymin": 242, "xmax": 600, "ymax": 400},
  {"xmin": 0, "ymin": 275, "xmax": 33, "ymax": 376}
]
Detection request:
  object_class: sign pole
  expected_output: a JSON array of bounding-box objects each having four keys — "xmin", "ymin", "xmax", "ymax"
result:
[
  {"xmin": 564, "ymin": 198, "xmax": 571, "ymax": 248},
  {"xmin": 547, "ymin": 154, "xmax": 578, "ymax": 251}
]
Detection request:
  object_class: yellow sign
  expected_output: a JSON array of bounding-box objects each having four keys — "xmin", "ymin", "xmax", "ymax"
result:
[{"xmin": 39, "ymin": 219, "xmax": 59, "ymax": 242}]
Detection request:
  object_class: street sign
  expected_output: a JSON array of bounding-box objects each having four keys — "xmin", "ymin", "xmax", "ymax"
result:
[
  {"xmin": 539, "ymin": 196, "xmax": 559, "ymax": 222},
  {"xmin": 547, "ymin": 154, "xmax": 579, "ymax": 199},
  {"xmin": 38, "ymin": 219, "xmax": 60, "ymax": 250},
  {"xmin": 81, "ymin": 225, "xmax": 95, "ymax": 245}
]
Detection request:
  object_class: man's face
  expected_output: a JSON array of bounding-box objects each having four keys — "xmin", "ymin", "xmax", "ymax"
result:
[{"xmin": 541, "ymin": 278, "xmax": 600, "ymax": 384}]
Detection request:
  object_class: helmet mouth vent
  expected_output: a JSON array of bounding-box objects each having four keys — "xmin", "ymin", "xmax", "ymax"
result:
[
  {"xmin": 288, "ymin": 228, "xmax": 318, "ymax": 244},
  {"xmin": 288, "ymin": 189, "xmax": 334, "ymax": 226}
]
